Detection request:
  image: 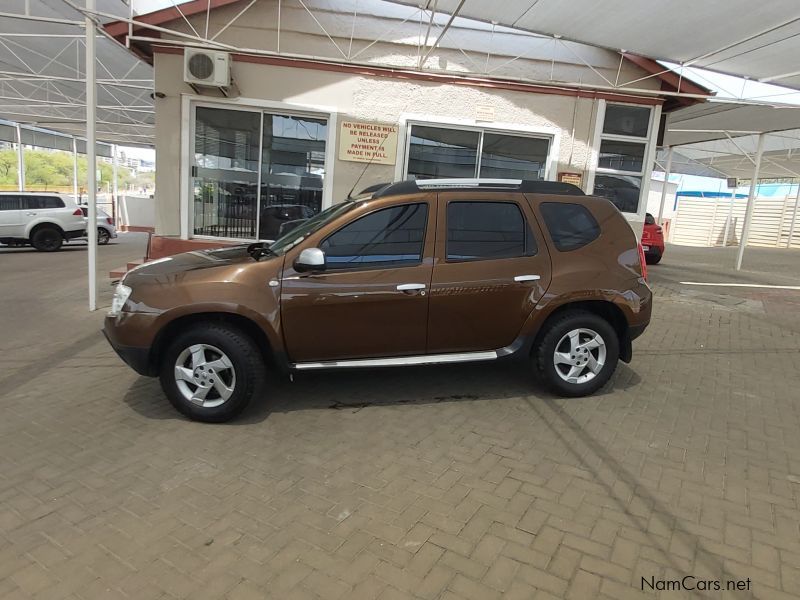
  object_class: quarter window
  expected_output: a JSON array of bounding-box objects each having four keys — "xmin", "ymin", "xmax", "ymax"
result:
[
  {"xmin": 321, "ymin": 203, "xmax": 427, "ymax": 269},
  {"xmin": 540, "ymin": 202, "xmax": 601, "ymax": 251},
  {"xmin": 446, "ymin": 201, "xmax": 536, "ymax": 261}
]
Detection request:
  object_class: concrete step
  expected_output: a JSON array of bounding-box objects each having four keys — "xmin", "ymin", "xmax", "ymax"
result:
[{"xmin": 110, "ymin": 259, "xmax": 145, "ymax": 280}]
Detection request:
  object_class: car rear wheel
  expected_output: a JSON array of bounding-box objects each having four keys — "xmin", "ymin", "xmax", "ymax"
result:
[
  {"xmin": 97, "ymin": 227, "xmax": 110, "ymax": 245},
  {"xmin": 534, "ymin": 311, "xmax": 620, "ymax": 397},
  {"xmin": 645, "ymin": 251, "xmax": 662, "ymax": 265},
  {"xmin": 159, "ymin": 324, "xmax": 264, "ymax": 422},
  {"xmin": 30, "ymin": 226, "xmax": 63, "ymax": 252}
]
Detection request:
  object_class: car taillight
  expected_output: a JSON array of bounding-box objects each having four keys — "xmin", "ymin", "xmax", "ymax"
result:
[
  {"xmin": 106, "ymin": 217, "xmax": 114, "ymax": 225},
  {"xmin": 73, "ymin": 208, "xmax": 83, "ymax": 216},
  {"xmin": 638, "ymin": 243, "xmax": 648, "ymax": 281}
]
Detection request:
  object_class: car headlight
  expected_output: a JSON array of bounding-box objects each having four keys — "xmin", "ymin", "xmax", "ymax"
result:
[{"xmin": 110, "ymin": 283, "xmax": 132, "ymax": 316}]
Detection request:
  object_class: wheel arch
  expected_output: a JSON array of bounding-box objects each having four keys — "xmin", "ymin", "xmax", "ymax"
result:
[
  {"xmin": 149, "ymin": 311, "xmax": 277, "ymax": 376},
  {"xmin": 530, "ymin": 300, "xmax": 632, "ymax": 363},
  {"xmin": 27, "ymin": 220, "xmax": 65, "ymax": 239}
]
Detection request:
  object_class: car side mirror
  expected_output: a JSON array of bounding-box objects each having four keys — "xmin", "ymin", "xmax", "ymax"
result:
[{"xmin": 294, "ymin": 247, "xmax": 326, "ymax": 273}]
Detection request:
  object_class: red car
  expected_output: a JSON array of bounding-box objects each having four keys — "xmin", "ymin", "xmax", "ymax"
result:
[{"xmin": 642, "ymin": 213, "xmax": 665, "ymax": 264}]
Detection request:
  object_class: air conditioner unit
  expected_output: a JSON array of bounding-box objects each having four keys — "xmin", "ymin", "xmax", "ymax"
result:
[{"xmin": 184, "ymin": 49, "xmax": 231, "ymax": 88}]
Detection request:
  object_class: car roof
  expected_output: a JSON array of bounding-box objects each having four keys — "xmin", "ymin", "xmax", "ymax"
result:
[{"xmin": 0, "ymin": 191, "xmax": 67, "ymax": 196}]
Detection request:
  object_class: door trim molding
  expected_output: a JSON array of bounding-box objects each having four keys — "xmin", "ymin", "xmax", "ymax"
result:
[{"xmin": 292, "ymin": 350, "xmax": 499, "ymax": 370}]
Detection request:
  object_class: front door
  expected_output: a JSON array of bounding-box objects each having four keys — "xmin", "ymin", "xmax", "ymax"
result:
[
  {"xmin": 427, "ymin": 192, "xmax": 552, "ymax": 353},
  {"xmin": 280, "ymin": 200, "xmax": 434, "ymax": 362}
]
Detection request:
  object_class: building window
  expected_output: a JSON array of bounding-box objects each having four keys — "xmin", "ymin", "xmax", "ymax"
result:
[
  {"xmin": 406, "ymin": 124, "xmax": 550, "ymax": 181},
  {"xmin": 592, "ymin": 103, "xmax": 652, "ymax": 214},
  {"xmin": 192, "ymin": 105, "xmax": 327, "ymax": 240}
]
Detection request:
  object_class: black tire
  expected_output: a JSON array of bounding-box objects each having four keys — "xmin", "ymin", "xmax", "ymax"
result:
[
  {"xmin": 30, "ymin": 226, "xmax": 63, "ymax": 252},
  {"xmin": 97, "ymin": 227, "xmax": 110, "ymax": 245},
  {"xmin": 534, "ymin": 310, "xmax": 620, "ymax": 397},
  {"xmin": 159, "ymin": 323, "xmax": 265, "ymax": 422},
  {"xmin": 645, "ymin": 251, "xmax": 662, "ymax": 265}
]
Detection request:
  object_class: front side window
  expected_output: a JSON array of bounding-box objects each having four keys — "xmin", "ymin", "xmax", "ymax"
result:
[
  {"xmin": 446, "ymin": 201, "xmax": 536, "ymax": 261},
  {"xmin": 540, "ymin": 202, "xmax": 601, "ymax": 251},
  {"xmin": 321, "ymin": 203, "xmax": 428, "ymax": 269}
]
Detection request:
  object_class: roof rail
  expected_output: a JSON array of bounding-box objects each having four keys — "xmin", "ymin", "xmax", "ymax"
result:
[{"xmin": 372, "ymin": 179, "xmax": 585, "ymax": 198}]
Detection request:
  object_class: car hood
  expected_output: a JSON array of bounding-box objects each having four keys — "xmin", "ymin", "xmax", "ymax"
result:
[{"xmin": 123, "ymin": 245, "xmax": 273, "ymax": 282}]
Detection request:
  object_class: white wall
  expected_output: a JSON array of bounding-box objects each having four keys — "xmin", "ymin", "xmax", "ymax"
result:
[
  {"xmin": 646, "ymin": 179, "xmax": 679, "ymax": 219},
  {"xmin": 118, "ymin": 194, "xmax": 155, "ymax": 230}
]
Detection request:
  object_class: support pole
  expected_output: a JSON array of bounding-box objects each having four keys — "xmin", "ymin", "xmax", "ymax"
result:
[
  {"xmin": 656, "ymin": 146, "xmax": 672, "ymax": 226},
  {"xmin": 735, "ymin": 133, "xmax": 765, "ymax": 271},
  {"xmin": 112, "ymin": 144, "xmax": 118, "ymax": 225},
  {"xmin": 72, "ymin": 137, "xmax": 79, "ymax": 203},
  {"xmin": 86, "ymin": 0, "xmax": 98, "ymax": 311},
  {"xmin": 15, "ymin": 124, "xmax": 24, "ymax": 191},
  {"xmin": 722, "ymin": 182, "xmax": 735, "ymax": 247},
  {"xmin": 787, "ymin": 180, "xmax": 800, "ymax": 248}
]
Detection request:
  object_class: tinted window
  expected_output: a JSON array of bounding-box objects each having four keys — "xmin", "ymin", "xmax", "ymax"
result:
[
  {"xmin": 0, "ymin": 196, "xmax": 21, "ymax": 211},
  {"xmin": 602, "ymin": 105, "xmax": 650, "ymax": 138},
  {"xmin": 540, "ymin": 202, "xmax": 601, "ymax": 251},
  {"xmin": 446, "ymin": 201, "xmax": 536, "ymax": 261},
  {"xmin": 321, "ymin": 203, "xmax": 427, "ymax": 269},
  {"xmin": 21, "ymin": 196, "xmax": 65, "ymax": 209}
]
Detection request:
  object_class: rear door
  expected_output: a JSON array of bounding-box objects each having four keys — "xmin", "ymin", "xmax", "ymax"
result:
[
  {"xmin": 0, "ymin": 195, "xmax": 23, "ymax": 237},
  {"xmin": 426, "ymin": 192, "xmax": 552, "ymax": 354}
]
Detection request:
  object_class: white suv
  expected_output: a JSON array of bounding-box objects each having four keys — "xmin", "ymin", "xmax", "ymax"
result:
[{"xmin": 0, "ymin": 192, "xmax": 86, "ymax": 251}]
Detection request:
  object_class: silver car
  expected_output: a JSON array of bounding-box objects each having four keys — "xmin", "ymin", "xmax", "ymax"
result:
[{"xmin": 80, "ymin": 206, "xmax": 118, "ymax": 245}]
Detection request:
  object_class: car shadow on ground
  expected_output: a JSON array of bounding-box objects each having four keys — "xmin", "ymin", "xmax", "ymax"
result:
[{"xmin": 122, "ymin": 360, "xmax": 642, "ymax": 424}]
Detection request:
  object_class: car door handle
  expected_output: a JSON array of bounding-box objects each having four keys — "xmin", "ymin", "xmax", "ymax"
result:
[
  {"xmin": 514, "ymin": 275, "xmax": 541, "ymax": 282},
  {"xmin": 26, "ymin": 212, "xmax": 37, "ymax": 216},
  {"xmin": 397, "ymin": 283, "xmax": 426, "ymax": 292}
]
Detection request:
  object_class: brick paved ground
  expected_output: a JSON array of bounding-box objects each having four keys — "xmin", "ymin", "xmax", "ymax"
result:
[{"xmin": 1, "ymin": 237, "xmax": 800, "ymax": 599}]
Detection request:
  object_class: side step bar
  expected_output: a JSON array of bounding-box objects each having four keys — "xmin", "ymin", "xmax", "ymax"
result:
[{"xmin": 292, "ymin": 350, "xmax": 499, "ymax": 370}]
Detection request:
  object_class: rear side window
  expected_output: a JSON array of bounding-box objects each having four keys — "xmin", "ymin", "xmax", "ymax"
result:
[
  {"xmin": 321, "ymin": 203, "xmax": 428, "ymax": 269},
  {"xmin": 446, "ymin": 201, "xmax": 536, "ymax": 261},
  {"xmin": 0, "ymin": 196, "xmax": 21, "ymax": 211},
  {"xmin": 540, "ymin": 202, "xmax": 601, "ymax": 251},
  {"xmin": 20, "ymin": 196, "xmax": 65, "ymax": 209}
]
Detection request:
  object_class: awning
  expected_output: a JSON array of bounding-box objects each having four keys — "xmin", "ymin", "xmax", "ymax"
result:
[
  {"xmin": 0, "ymin": 0, "xmax": 154, "ymax": 146},
  {"xmin": 387, "ymin": 1, "xmax": 800, "ymax": 89}
]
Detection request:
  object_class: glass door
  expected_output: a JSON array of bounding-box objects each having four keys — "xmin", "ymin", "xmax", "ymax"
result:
[{"xmin": 192, "ymin": 106, "xmax": 261, "ymax": 239}]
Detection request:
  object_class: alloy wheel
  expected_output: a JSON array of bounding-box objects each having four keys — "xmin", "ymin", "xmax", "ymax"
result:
[
  {"xmin": 552, "ymin": 328, "xmax": 606, "ymax": 384},
  {"xmin": 174, "ymin": 343, "xmax": 236, "ymax": 408}
]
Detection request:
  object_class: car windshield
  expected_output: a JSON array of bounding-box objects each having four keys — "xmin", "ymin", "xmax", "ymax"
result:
[{"xmin": 267, "ymin": 200, "xmax": 357, "ymax": 255}]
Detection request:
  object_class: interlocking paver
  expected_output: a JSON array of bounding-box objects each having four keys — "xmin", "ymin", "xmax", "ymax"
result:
[{"xmin": 2, "ymin": 237, "xmax": 800, "ymax": 599}]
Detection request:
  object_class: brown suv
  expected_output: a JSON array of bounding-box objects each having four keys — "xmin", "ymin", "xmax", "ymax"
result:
[{"xmin": 104, "ymin": 179, "xmax": 651, "ymax": 422}]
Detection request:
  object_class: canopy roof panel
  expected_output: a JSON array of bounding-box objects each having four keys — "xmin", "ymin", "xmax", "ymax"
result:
[
  {"xmin": 0, "ymin": 0, "xmax": 154, "ymax": 146},
  {"xmin": 389, "ymin": 0, "xmax": 800, "ymax": 89}
]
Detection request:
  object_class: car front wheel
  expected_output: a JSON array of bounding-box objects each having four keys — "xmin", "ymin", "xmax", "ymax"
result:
[
  {"xmin": 534, "ymin": 311, "xmax": 620, "ymax": 397},
  {"xmin": 159, "ymin": 324, "xmax": 265, "ymax": 422}
]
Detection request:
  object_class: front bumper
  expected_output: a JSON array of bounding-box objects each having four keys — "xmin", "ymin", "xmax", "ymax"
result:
[{"xmin": 103, "ymin": 321, "xmax": 155, "ymax": 376}]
